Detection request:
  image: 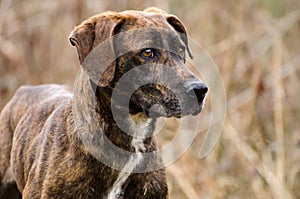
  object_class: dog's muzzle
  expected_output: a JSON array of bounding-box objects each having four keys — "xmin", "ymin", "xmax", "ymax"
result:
[{"xmin": 183, "ymin": 80, "xmax": 208, "ymax": 116}]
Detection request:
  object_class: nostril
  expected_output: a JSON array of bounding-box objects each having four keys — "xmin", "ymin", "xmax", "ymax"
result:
[
  {"xmin": 184, "ymin": 82, "xmax": 208, "ymax": 99},
  {"xmin": 194, "ymin": 85, "xmax": 208, "ymax": 97}
]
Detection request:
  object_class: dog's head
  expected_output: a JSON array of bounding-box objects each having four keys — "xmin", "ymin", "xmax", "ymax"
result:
[{"xmin": 70, "ymin": 7, "xmax": 207, "ymax": 118}]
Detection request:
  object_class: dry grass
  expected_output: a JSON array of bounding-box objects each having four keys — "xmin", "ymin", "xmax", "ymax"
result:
[{"xmin": 1, "ymin": 0, "xmax": 300, "ymax": 198}]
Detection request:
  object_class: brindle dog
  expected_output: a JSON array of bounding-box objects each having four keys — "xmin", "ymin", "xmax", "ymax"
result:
[{"xmin": 0, "ymin": 7, "xmax": 207, "ymax": 199}]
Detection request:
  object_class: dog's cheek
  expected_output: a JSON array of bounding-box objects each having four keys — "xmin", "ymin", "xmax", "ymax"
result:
[
  {"xmin": 129, "ymin": 89, "xmax": 151, "ymax": 115},
  {"xmin": 113, "ymin": 54, "xmax": 146, "ymax": 81},
  {"xmin": 129, "ymin": 87, "xmax": 156, "ymax": 114}
]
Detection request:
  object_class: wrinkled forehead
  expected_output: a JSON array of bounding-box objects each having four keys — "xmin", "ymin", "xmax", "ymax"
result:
[
  {"xmin": 120, "ymin": 10, "xmax": 170, "ymax": 28},
  {"xmin": 114, "ymin": 12, "xmax": 184, "ymax": 54}
]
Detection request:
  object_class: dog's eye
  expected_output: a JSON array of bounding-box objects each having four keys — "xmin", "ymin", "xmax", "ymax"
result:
[{"xmin": 141, "ymin": 49, "xmax": 155, "ymax": 58}]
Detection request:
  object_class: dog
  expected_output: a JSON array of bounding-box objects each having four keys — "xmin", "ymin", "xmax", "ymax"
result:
[{"xmin": 0, "ymin": 7, "xmax": 207, "ymax": 199}]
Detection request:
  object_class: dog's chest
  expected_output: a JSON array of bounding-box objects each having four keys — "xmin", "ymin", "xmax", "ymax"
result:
[{"xmin": 107, "ymin": 117, "xmax": 151, "ymax": 198}]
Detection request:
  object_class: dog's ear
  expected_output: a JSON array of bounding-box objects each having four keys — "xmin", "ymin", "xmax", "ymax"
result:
[
  {"xmin": 69, "ymin": 19, "xmax": 96, "ymax": 64},
  {"xmin": 167, "ymin": 16, "xmax": 194, "ymax": 59},
  {"xmin": 69, "ymin": 13, "xmax": 124, "ymax": 87}
]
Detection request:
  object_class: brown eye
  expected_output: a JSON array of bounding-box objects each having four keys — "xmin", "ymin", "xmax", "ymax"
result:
[{"xmin": 141, "ymin": 49, "xmax": 154, "ymax": 58}]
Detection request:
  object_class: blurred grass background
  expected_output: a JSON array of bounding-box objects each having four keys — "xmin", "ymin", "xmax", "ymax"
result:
[{"xmin": 0, "ymin": 0, "xmax": 300, "ymax": 198}]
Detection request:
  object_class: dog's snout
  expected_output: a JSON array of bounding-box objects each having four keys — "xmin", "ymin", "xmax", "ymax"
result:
[{"xmin": 184, "ymin": 81, "xmax": 208, "ymax": 100}]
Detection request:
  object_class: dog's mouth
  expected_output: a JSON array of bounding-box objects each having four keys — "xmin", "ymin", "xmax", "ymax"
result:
[
  {"xmin": 145, "ymin": 100, "xmax": 204, "ymax": 118},
  {"xmin": 129, "ymin": 83, "xmax": 207, "ymax": 118},
  {"xmin": 144, "ymin": 104, "xmax": 203, "ymax": 118}
]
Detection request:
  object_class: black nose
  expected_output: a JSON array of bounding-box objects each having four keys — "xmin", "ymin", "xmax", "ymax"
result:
[{"xmin": 184, "ymin": 81, "xmax": 208, "ymax": 100}]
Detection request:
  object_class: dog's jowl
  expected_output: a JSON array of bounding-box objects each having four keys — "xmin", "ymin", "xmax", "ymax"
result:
[{"xmin": 0, "ymin": 7, "xmax": 207, "ymax": 199}]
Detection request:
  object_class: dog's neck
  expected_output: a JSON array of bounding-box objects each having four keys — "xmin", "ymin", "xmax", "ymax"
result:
[
  {"xmin": 73, "ymin": 70, "xmax": 156, "ymax": 153},
  {"xmin": 71, "ymin": 71, "xmax": 165, "ymax": 198}
]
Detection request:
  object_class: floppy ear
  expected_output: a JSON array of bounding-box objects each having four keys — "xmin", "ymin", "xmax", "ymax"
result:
[
  {"xmin": 69, "ymin": 19, "xmax": 96, "ymax": 64},
  {"xmin": 69, "ymin": 13, "xmax": 124, "ymax": 87},
  {"xmin": 167, "ymin": 15, "xmax": 194, "ymax": 59}
]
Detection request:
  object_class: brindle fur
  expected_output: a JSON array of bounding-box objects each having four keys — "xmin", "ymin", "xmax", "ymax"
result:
[{"xmin": 0, "ymin": 8, "xmax": 207, "ymax": 199}]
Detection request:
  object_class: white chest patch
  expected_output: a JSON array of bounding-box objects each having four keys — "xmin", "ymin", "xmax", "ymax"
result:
[{"xmin": 107, "ymin": 115, "xmax": 151, "ymax": 199}]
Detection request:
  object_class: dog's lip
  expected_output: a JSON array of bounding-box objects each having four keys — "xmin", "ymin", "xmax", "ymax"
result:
[
  {"xmin": 146, "ymin": 109, "xmax": 201, "ymax": 118},
  {"xmin": 145, "ymin": 106, "xmax": 181, "ymax": 118},
  {"xmin": 172, "ymin": 105, "xmax": 203, "ymax": 117},
  {"xmin": 147, "ymin": 104, "xmax": 203, "ymax": 117},
  {"xmin": 143, "ymin": 100, "xmax": 204, "ymax": 118}
]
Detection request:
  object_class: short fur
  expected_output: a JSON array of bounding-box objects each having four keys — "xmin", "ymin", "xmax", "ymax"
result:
[{"xmin": 0, "ymin": 8, "xmax": 207, "ymax": 199}]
